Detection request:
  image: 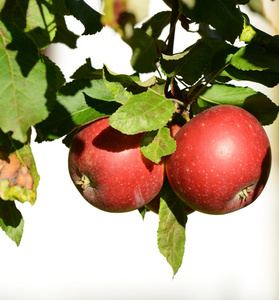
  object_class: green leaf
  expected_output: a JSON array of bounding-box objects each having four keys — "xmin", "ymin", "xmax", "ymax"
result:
[
  {"xmin": 160, "ymin": 38, "xmax": 232, "ymax": 85},
  {"xmin": 52, "ymin": 0, "xmax": 71, "ymax": 15},
  {"xmin": 157, "ymin": 179, "xmax": 188, "ymax": 276},
  {"xmin": 0, "ymin": 25, "xmax": 53, "ymax": 143},
  {"xmin": 140, "ymin": 127, "xmax": 176, "ymax": 164},
  {"xmin": 124, "ymin": 28, "xmax": 165, "ymax": 73},
  {"xmin": 141, "ymin": 11, "xmax": 172, "ymax": 39},
  {"xmin": 85, "ymin": 79, "xmax": 124, "ymax": 103},
  {"xmin": 0, "ymin": 199, "xmax": 24, "ymax": 246},
  {"xmin": 138, "ymin": 206, "xmax": 148, "ymax": 219},
  {"xmin": 52, "ymin": 13, "xmax": 79, "ymax": 48},
  {"xmin": 35, "ymin": 79, "xmax": 121, "ymax": 141},
  {"xmin": 65, "ymin": 0, "xmax": 103, "ymax": 35},
  {"xmin": 102, "ymin": 65, "xmax": 144, "ymax": 102},
  {"xmin": 0, "ymin": 0, "xmax": 57, "ymax": 50},
  {"xmin": 138, "ymin": 75, "xmax": 165, "ymax": 88},
  {"xmin": 0, "ymin": 8, "xmax": 40, "ymax": 77},
  {"xmin": 240, "ymin": 16, "xmax": 279, "ymax": 52},
  {"xmin": 181, "ymin": 0, "xmax": 243, "ymax": 43},
  {"xmin": 70, "ymin": 58, "xmax": 103, "ymax": 80},
  {"xmin": 36, "ymin": 65, "xmax": 166, "ymax": 142},
  {"xmin": 230, "ymin": 45, "xmax": 279, "ymax": 72},
  {"xmin": 0, "ymin": 0, "xmax": 29, "ymax": 30},
  {"xmin": 25, "ymin": 0, "xmax": 56, "ymax": 49},
  {"xmin": 219, "ymin": 65, "xmax": 279, "ymax": 87},
  {"xmin": 0, "ymin": 143, "xmax": 40, "ymax": 205},
  {"xmin": 41, "ymin": 54, "xmax": 66, "ymax": 104},
  {"xmin": 197, "ymin": 84, "xmax": 279, "ymax": 125},
  {"xmin": 108, "ymin": 91, "xmax": 176, "ymax": 134}
]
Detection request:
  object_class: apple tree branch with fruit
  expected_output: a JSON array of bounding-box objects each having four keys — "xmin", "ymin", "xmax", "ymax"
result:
[{"xmin": 0, "ymin": 0, "xmax": 278, "ymax": 276}]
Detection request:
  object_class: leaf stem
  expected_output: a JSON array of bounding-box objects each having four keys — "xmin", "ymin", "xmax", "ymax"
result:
[{"xmin": 168, "ymin": 98, "xmax": 185, "ymax": 107}]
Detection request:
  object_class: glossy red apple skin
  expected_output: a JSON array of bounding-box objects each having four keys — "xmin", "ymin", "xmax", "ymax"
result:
[
  {"xmin": 68, "ymin": 117, "xmax": 165, "ymax": 212},
  {"xmin": 166, "ymin": 105, "xmax": 271, "ymax": 215}
]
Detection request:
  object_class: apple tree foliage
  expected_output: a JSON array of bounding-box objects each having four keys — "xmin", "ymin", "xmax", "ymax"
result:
[{"xmin": 0, "ymin": 0, "xmax": 278, "ymax": 275}]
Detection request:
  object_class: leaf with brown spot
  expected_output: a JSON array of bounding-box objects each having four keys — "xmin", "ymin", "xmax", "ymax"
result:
[{"xmin": 0, "ymin": 144, "xmax": 40, "ymax": 205}]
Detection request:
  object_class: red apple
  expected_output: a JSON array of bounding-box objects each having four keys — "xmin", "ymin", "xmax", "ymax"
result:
[
  {"xmin": 68, "ymin": 117, "xmax": 165, "ymax": 212},
  {"xmin": 169, "ymin": 123, "xmax": 183, "ymax": 137},
  {"xmin": 166, "ymin": 105, "xmax": 271, "ymax": 215},
  {"xmin": 145, "ymin": 193, "xmax": 161, "ymax": 214}
]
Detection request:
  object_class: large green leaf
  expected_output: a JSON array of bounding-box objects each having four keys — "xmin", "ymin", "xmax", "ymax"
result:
[
  {"xmin": 108, "ymin": 91, "xmax": 175, "ymax": 134},
  {"xmin": 157, "ymin": 179, "xmax": 188, "ymax": 276},
  {"xmin": 0, "ymin": 24, "xmax": 53, "ymax": 143},
  {"xmin": 0, "ymin": 199, "xmax": 24, "ymax": 246},
  {"xmin": 197, "ymin": 84, "xmax": 279, "ymax": 125},
  {"xmin": 35, "ymin": 79, "xmax": 121, "ymax": 141},
  {"xmin": 36, "ymin": 66, "xmax": 167, "ymax": 142}
]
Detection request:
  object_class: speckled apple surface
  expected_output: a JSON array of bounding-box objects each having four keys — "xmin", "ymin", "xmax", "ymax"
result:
[
  {"xmin": 166, "ymin": 105, "xmax": 271, "ymax": 214},
  {"xmin": 68, "ymin": 117, "xmax": 165, "ymax": 212}
]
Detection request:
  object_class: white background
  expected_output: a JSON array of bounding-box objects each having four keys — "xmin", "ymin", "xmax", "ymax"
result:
[{"xmin": 1, "ymin": 1, "xmax": 279, "ymax": 299}]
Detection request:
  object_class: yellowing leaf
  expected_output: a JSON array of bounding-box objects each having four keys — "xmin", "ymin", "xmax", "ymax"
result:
[{"xmin": 0, "ymin": 144, "xmax": 40, "ymax": 205}]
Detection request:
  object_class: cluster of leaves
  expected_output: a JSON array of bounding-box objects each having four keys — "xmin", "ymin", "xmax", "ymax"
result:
[{"xmin": 0, "ymin": 0, "xmax": 278, "ymax": 275}]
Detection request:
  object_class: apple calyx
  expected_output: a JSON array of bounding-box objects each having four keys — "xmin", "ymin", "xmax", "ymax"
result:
[
  {"xmin": 76, "ymin": 174, "xmax": 93, "ymax": 191},
  {"xmin": 238, "ymin": 186, "xmax": 250, "ymax": 202}
]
